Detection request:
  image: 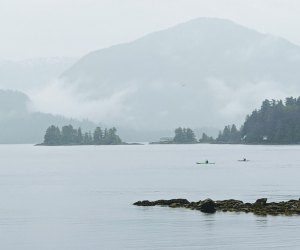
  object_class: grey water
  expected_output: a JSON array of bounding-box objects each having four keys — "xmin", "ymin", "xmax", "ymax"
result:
[{"xmin": 0, "ymin": 144, "xmax": 300, "ymax": 249}]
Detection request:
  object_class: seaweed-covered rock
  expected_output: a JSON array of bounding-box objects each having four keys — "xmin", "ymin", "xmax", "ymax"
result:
[
  {"xmin": 154, "ymin": 199, "xmax": 190, "ymax": 206},
  {"xmin": 133, "ymin": 199, "xmax": 189, "ymax": 207},
  {"xmin": 133, "ymin": 197, "xmax": 300, "ymax": 216},
  {"xmin": 133, "ymin": 200, "xmax": 154, "ymax": 206},
  {"xmin": 215, "ymin": 199, "xmax": 244, "ymax": 210},
  {"xmin": 254, "ymin": 198, "xmax": 267, "ymax": 207}
]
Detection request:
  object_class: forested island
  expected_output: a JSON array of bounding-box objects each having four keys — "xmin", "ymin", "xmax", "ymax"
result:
[
  {"xmin": 39, "ymin": 125, "xmax": 123, "ymax": 145},
  {"xmin": 201, "ymin": 97, "xmax": 300, "ymax": 144},
  {"xmin": 151, "ymin": 127, "xmax": 198, "ymax": 144}
]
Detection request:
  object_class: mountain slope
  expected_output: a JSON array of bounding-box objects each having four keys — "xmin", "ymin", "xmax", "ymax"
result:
[
  {"xmin": 0, "ymin": 90, "xmax": 95, "ymax": 144},
  {"xmin": 59, "ymin": 18, "xmax": 300, "ymax": 131},
  {"xmin": 0, "ymin": 57, "xmax": 76, "ymax": 92}
]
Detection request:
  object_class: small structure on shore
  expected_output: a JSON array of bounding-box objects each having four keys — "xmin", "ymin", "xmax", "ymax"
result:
[{"xmin": 159, "ymin": 137, "xmax": 173, "ymax": 143}]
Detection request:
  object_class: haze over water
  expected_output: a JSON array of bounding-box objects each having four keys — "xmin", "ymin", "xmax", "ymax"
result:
[{"xmin": 0, "ymin": 144, "xmax": 299, "ymax": 249}]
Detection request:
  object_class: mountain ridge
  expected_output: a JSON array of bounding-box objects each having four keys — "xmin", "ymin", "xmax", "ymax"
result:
[
  {"xmin": 0, "ymin": 57, "xmax": 77, "ymax": 92},
  {"xmin": 43, "ymin": 18, "xmax": 300, "ymax": 133}
]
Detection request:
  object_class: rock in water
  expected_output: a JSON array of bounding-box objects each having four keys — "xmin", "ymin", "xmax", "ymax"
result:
[
  {"xmin": 254, "ymin": 198, "xmax": 267, "ymax": 207},
  {"xmin": 133, "ymin": 200, "xmax": 153, "ymax": 206},
  {"xmin": 199, "ymin": 199, "xmax": 216, "ymax": 213},
  {"xmin": 133, "ymin": 197, "xmax": 300, "ymax": 216},
  {"xmin": 154, "ymin": 199, "xmax": 190, "ymax": 206},
  {"xmin": 133, "ymin": 199, "xmax": 190, "ymax": 207}
]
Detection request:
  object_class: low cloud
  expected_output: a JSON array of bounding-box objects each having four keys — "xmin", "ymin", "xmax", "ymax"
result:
[
  {"xmin": 206, "ymin": 77, "xmax": 299, "ymax": 125},
  {"xmin": 29, "ymin": 79, "xmax": 136, "ymax": 124},
  {"xmin": 27, "ymin": 76, "xmax": 299, "ymax": 131}
]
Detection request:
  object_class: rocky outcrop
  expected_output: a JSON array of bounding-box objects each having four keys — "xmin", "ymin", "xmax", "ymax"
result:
[
  {"xmin": 133, "ymin": 199, "xmax": 189, "ymax": 207},
  {"xmin": 133, "ymin": 198, "xmax": 300, "ymax": 216},
  {"xmin": 198, "ymin": 199, "xmax": 216, "ymax": 213}
]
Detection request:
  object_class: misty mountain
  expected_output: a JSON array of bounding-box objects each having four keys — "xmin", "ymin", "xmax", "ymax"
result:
[
  {"xmin": 0, "ymin": 90, "xmax": 95, "ymax": 144},
  {"xmin": 0, "ymin": 90, "xmax": 30, "ymax": 115},
  {"xmin": 57, "ymin": 17, "xmax": 300, "ymax": 134},
  {"xmin": 0, "ymin": 57, "xmax": 76, "ymax": 91}
]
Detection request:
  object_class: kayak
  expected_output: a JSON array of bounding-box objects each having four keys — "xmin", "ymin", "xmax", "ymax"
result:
[
  {"xmin": 238, "ymin": 160, "xmax": 250, "ymax": 162},
  {"xmin": 196, "ymin": 162, "xmax": 215, "ymax": 165}
]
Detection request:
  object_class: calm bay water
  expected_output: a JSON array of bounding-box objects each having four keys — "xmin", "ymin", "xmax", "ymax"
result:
[{"xmin": 0, "ymin": 144, "xmax": 300, "ymax": 249}]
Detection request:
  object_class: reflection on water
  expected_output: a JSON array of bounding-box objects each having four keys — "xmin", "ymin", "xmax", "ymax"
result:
[{"xmin": 0, "ymin": 144, "xmax": 300, "ymax": 249}]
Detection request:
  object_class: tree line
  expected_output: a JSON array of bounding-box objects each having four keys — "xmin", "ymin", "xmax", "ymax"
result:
[
  {"xmin": 42, "ymin": 97, "xmax": 300, "ymax": 145},
  {"xmin": 42, "ymin": 125, "xmax": 122, "ymax": 145},
  {"xmin": 200, "ymin": 97, "xmax": 300, "ymax": 144},
  {"xmin": 241, "ymin": 97, "xmax": 300, "ymax": 144},
  {"xmin": 173, "ymin": 127, "xmax": 197, "ymax": 143},
  {"xmin": 153, "ymin": 127, "xmax": 198, "ymax": 144}
]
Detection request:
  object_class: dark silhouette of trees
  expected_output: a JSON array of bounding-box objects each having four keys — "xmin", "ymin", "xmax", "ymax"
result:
[
  {"xmin": 44, "ymin": 125, "xmax": 61, "ymax": 145},
  {"xmin": 216, "ymin": 124, "xmax": 241, "ymax": 143},
  {"xmin": 77, "ymin": 127, "xmax": 83, "ymax": 144},
  {"xmin": 173, "ymin": 127, "xmax": 197, "ymax": 143},
  {"xmin": 199, "ymin": 133, "xmax": 214, "ymax": 143},
  {"xmin": 241, "ymin": 97, "xmax": 300, "ymax": 144},
  {"xmin": 216, "ymin": 97, "xmax": 300, "ymax": 144},
  {"xmin": 42, "ymin": 125, "xmax": 122, "ymax": 145},
  {"xmin": 93, "ymin": 127, "xmax": 103, "ymax": 145},
  {"xmin": 61, "ymin": 125, "xmax": 77, "ymax": 144}
]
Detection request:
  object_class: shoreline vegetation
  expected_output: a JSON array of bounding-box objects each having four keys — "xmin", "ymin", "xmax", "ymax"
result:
[
  {"xmin": 209, "ymin": 97, "xmax": 300, "ymax": 145},
  {"xmin": 134, "ymin": 198, "xmax": 300, "ymax": 216},
  {"xmin": 150, "ymin": 127, "xmax": 198, "ymax": 144},
  {"xmin": 39, "ymin": 97, "xmax": 300, "ymax": 146},
  {"xmin": 153, "ymin": 97, "xmax": 300, "ymax": 145},
  {"xmin": 37, "ymin": 125, "xmax": 142, "ymax": 146}
]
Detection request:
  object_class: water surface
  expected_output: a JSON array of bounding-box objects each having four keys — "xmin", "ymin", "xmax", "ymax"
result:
[{"xmin": 0, "ymin": 144, "xmax": 300, "ymax": 249}]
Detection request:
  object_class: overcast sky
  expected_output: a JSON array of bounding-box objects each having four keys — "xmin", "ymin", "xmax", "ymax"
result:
[{"xmin": 1, "ymin": 0, "xmax": 300, "ymax": 60}]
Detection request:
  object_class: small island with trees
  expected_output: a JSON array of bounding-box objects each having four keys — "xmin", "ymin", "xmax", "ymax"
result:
[
  {"xmin": 39, "ymin": 125, "xmax": 124, "ymax": 145},
  {"xmin": 151, "ymin": 127, "xmax": 198, "ymax": 144}
]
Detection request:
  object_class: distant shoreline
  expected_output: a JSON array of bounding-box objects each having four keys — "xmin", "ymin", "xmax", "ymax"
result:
[
  {"xmin": 150, "ymin": 141, "xmax": 300, "ymax": 146},
  {"xmin": 35, "ymin": 142, "xmax": 143, "ymax": 146},
  {"xmin": 35, "ymin": 142, "xmax": 300, "ymax": 147}
]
